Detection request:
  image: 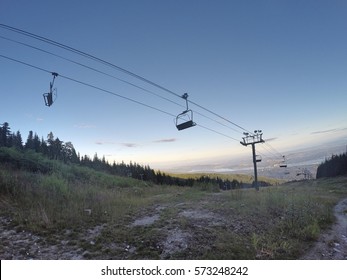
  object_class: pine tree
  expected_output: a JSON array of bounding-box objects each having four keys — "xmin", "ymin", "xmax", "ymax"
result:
[
  {"xmin": 0, "ymin": 122, "xmax": 11, "ymax": 147},
  {"xmin": 12, "ymin": 131, "xmax": 23, "ymax": 150},
  {"xmin": 25, "ymin": 130, "xmax": 34, "ymax": 150}
]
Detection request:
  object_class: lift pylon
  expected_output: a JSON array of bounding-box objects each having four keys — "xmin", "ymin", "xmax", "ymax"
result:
[{"xmin": 240, "ymin": 130, "xmax": 265, "ymax": 190}]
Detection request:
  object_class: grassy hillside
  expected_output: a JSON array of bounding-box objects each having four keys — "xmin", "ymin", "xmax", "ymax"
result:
[{"xmin": 1, "ymin": 158, "xmax": 347, "ymax": 259}]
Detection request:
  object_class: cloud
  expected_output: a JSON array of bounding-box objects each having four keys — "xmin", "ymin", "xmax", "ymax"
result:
[
  {"xmin": 264, "ymin": 137, "xmax": 277, "ymax": 142},
  {"xmin": 153, "ymin": 138, "xmax": 177, "ymax": 143},
  {"xmin": 94, "ymin": 140, "xmax": 116, "ymax": 145},
  {"xmin": 310, "ymin": 127, "xmax": 347, "ymax": 135},
  {"xmin": 74, "ymin": 123, "xmax": 96, "ymax": 129},
  {"xmin": 94, "ymin": 141, "xmax": 139, "ymax": 147},
  {"xmin": 121, "ymin": 143, "xmax": 138, "ymax": 148}
]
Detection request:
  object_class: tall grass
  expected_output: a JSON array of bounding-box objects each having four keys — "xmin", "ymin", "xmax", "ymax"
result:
[
  {"xmin": 0, "ymin": 163, "xmax": 182, "ymax": 232},
  {"xmin": 201, "ymin": 180, "xmax": 346, "ymax": 259},
  {"xmin": 1, "ymin": 161, "xmax": 346, "ymax": 259}
]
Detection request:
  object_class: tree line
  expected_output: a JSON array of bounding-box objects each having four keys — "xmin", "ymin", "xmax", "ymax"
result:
[
  {"xmin": 0, "ymin": 122, "xmax": 79, "ymax": 163},
  {"xmin": 1, "ymin": 121, "xmax": 250, "ymax": 189},
  {"xmin": 316, "ymin": 152, "xmax": 347, "ymax": 178}
]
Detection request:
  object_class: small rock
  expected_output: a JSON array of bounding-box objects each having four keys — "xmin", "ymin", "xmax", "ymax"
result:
[{"xmin": 333, "ymin": 248, "xmax": 341, "ymax": 253}]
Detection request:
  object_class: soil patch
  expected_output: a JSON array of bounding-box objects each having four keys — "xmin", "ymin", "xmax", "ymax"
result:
[
  {"xmin": 131, "ymin": 214, "xmax": 160, "ymax": 227},
  {"xmin": 160, "ymin": 227, "xmax": 191, "ymax": 259}
]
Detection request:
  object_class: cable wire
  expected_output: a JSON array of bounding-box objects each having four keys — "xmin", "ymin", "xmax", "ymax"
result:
[
  {"xmin": 1, "ymin": 24, "xmax": 294, "ymax": 165},
  {"xmin": 0, "ymin": 53, "xmax": 243, "ymax": 143},
  {"xmin": 0, "ymin": 24, "xmax": 182, "ymax": 97},
  {"xmin": 0, "ymin": 54, "xmax": 51, "ymax": 74},
  {"xmin": 0, "ymin": 34, "xmax": 245, "ymax": 135},
  {"xmin": 0, "ymin": 35, "xmax": 183, "ymax": 108},
  {"xmin": 0, "ymin": 24, "xmax": 253, "ymax": 135},
  {"xmin": 0, "ymin": 53, "xmax": 174, "ymax": 117}
]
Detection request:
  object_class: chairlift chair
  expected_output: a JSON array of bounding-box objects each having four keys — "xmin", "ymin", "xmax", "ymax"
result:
[
  {"xmin": 176, "ymin": 110, "xmax": 196, "ymax": 130},
  {"xmin": 43, "ymin": 90, "xmax": 56, "ymax": 106},
  {"xmin": 256, "ymin": 155, "xmax": 262, "ymax": 162},
  {"xmin": 43, "ymin": 72, "xmax": 58, "ymax": 107},
  {"xmin": 176, "ymin": 93, "xmax": 196, "ymax": 131},
  {"xmin": 279, "ymin": 155, "xmax": 287, "ymax": 168}
]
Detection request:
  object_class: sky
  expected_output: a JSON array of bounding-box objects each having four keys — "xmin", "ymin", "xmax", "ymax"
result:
[{"xmin": 1, "ymin": 0, "xmax": 347, "ymax": 172}]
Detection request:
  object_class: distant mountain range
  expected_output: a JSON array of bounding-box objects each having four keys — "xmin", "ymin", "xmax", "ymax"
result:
[{"xmin": 167, "ymin": 140, "xmax": 347, "ymax": 180}]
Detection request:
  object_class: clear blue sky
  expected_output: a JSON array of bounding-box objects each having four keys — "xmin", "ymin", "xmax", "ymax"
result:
[{"xmin": 1, "ymin": 0, "xmax": 347, "ymax": 170}]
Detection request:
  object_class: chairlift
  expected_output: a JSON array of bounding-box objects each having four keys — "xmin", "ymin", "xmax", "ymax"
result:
[
  {"xmin": 43, "ymin": 72, "xmax": 58, "ymax": 107},
  {"xmin": 176, "ymin": 93, "xmax": 196, "ymax": 131},
  {"xmin": 256, "ymin": 155, "xmax": 262, "ymax": 162},
  {"xmin": 279, "ymin": 155, "xmax": 287, "ymax": 168}
]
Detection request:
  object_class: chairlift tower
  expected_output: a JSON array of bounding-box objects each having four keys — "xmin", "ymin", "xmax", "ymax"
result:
[{"xmin": 240, "ymin": 130, "xmax": 265, "ymax": 191}]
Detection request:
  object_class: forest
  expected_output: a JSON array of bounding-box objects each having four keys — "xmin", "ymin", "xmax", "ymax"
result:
[
  {"xmin": 316, "ymin": 151, "xmax": 347, "ymax": 178},
  {"xmin": 0, "ymin": 121, "xmax": 253, "ymax": 189}
]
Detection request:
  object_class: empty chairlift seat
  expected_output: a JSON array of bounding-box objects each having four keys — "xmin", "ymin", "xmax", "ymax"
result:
[
  {"xmin": 176, "ymin": 110, "xmax": 196, "ymax": 130},
  {"xmin": 279, "ymin": 155, "xmax": 287, "ymax": 168},
  {"xmin": 175, "ymin": 93, "xmax": 196, "ymax": 131},
  {"xmin": 43, "ymin": 92, "xmax": 54, "ymax": 106},
  {"xmin": 43, "ymin": 72, "xmax": 58, "ymax": 107}
]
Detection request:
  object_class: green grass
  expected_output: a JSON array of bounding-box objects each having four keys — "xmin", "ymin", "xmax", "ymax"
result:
[
  {"xmin": 1, "ymin": 160, "xmax": 347, "ymax": 259},
  {"xmin": 0, "ymin": 163, "xmax": 182, "ymax": 232}
]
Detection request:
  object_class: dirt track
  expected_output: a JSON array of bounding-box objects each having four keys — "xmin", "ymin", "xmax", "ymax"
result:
[
  {"xmin": 301, "ymin": 198, "xmax": 347, "ymax": 259},
  {"xmin": 1, "ymin": 196, "xmax": 347, "ymax": 260}
]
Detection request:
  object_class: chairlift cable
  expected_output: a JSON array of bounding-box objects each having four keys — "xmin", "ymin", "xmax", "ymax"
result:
[
  {"xmin": 0, "ymin": 24, "xmax": 253, "ymax": 136},
  {"xmin": 196, "ymin": 124, "xmax": 240, "ymax": 142},
  {"xmin": 0, "ymin": 53, "xmax": 243, "ymax": 143},
  {"xmin": 188, "ymin": 100, "xmax": 252, "ymax": 135},
  {"xmin": 0, "ymin": 24, "xmax": 182, "ymax": 98},
  {"xmin": 0, "ymin": 53, "xmax": 174, "ymax": 117},
  {"xmin": 0, "ymin": 54, "xmax": 52, "ymax": 74},
  {"xmin": 257, "ymin": 145, "xmax": 283, "ymax": 165},
  {"xmin": 58, "ymin": 74, "xmax": 177, "ymax": 118},
  {"xmin": 0, "ymin": 35, "xmax": 184, "ymax": 108},
  {"xmin": 259, "ymin": 143, "xmax": 282, "ymax": 159},
  {"xmin": 264, "ymin": 142, "xmax": 283, "ymax": 158},
  {"xmin": 0, "ymin": 34, "xmax": 246, "ymax": 135}
]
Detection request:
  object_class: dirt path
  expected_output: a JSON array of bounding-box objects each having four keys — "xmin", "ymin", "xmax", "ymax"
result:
[
  {"xmin": 301, "ymin": 198, "xmax": 347, "ymax": 259},
  {"xmin": 2, "ymin": 194, "xmax": 347, "ymax": 260}
]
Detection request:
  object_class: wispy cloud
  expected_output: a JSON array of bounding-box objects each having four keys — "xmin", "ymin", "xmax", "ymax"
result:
[
  {"xmin": 25, "ymin": 114, "xmax": 44, "ymax": 122},
  {"xmin": 310, "ymin": 127, "xmax": 347, "ymax": 135},
  {"xmin": 95, "ymin": 141, "xmax": 139, "ymax": 148},
  {"xmin": 94, "ymin": 140, "xmax": 116, "ymax": 145},
  {"xmin": 264, "ymin": 137, "xmax": 277, "ymax": 142},
  {"xmin": 121, "ymin": 143, "xmax": 138, "ymax": 148},
  {"xmin": 153, "ymin": 138, "xmax": 177, "ymax": 143},
  {"xmin": 74, "ymin": 123, "xmax": 96, "ymax": 129}
]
